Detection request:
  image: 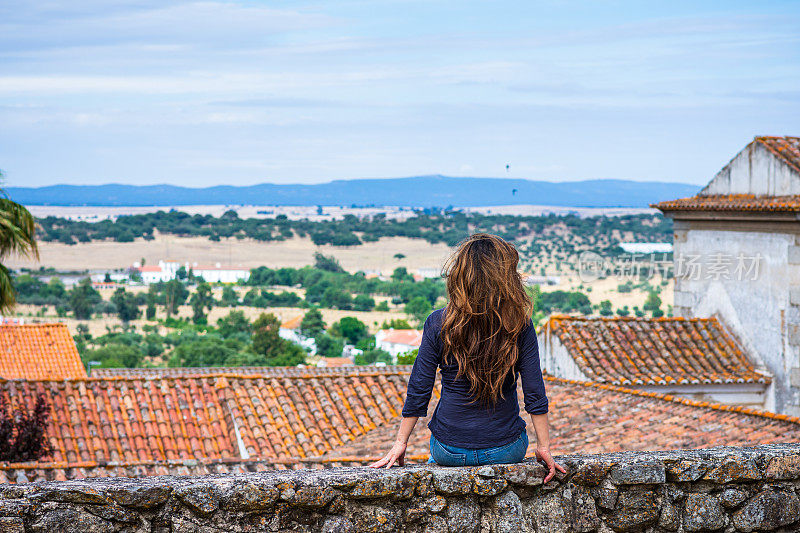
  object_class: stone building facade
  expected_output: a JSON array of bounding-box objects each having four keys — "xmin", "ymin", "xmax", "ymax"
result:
[{"xmin": 654, "ymin": 136, "xmax": 800, "ymax": 415}]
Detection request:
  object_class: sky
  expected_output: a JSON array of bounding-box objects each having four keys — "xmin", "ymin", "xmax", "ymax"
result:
[{"xmin": 1, "ymin": 0, "xmax": 799, "ymax": 188}]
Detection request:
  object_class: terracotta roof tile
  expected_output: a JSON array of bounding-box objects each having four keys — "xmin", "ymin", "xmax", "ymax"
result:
[
  {"xmin": 4, "ymin": 364, "xmax": 799, "ymax": 482},
  {"xmin": 757, "ymin": 135, "xmax": 800, "ymax": 174},
  {"xmin": 543, "ymin": 315, "xmax": 769, "ymax": 386},
  {"xmin": 651, "ymin": 193, "xmax": 800, "ymax": 212},
  {"xmin": 280, "ymin": 315, "xmax": 303, "ymax": 330},
  {"xmin": 92, "ymin": 365, "xmax": 411, "ymax": 378},
  {"xmin": 379, "ymin": 329, "xmax": 423, "ymax": 346},
  {"xmin": 0, "ymin": 324, "xmax": 86, "ymax": 380}
]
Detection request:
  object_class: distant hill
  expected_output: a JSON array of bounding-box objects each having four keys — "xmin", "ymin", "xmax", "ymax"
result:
[{"xmin": 5, "ymin": 176, "xmax": 700, "ymax": 208}]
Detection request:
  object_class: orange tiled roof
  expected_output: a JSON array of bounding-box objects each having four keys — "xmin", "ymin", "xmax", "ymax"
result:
[
  {"xmin": 651, "ymin": 193, "xmax": 800, "ymax": 212},
  {"xmin": 544, "ymin": 315, "xmax": 769, "ymax": 386},
  {"xmin": 1, "ymin": 371, "xmax": 409, "ymax": 468},
  {"xmin": 2, "ymin": 365, "xmax": 800, "ymax": 482},
  {"xmin": 280, "ymin": 315, "xmax": 303, "ymax": 330},
  {"xmin": 0, "ymin": 324, "xmax": 86, "ymax": 380},
  {"xmin": 757, "ymin": 135, "xmax": 800, "ymax": 174},
  {"xmin": 91, "ymin": 365, "xmax": 411, "ymax": 378},
  {"xmin": 320, "ymin": 373, "xmax": 800, "ymax": 462},
  {"xmin": 380, "ymin": 329, "xmax": 423, "ymax": 346}
]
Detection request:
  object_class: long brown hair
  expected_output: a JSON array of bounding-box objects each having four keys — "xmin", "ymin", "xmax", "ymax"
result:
[{"xmin": 441, "ymin": 233, "xmax": 533, "ymax": 406}]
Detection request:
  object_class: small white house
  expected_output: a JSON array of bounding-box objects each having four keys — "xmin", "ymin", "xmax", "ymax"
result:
[
  {"xmin": 132, "ymin": 260, "xmax": 179, "ymax": 284},
  {"xmin": 279, "ymin": 315, "xmax": 316, "ymax": 354},
  {"xmin": 190, "ymin": 263, "xmax": 250, "ymax": 284},
  {"xmin": 375, "ymin": 329, "xmax": 423, "ymax": 362}
]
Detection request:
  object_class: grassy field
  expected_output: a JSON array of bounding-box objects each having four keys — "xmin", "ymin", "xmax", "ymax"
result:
[{"xmin": 8, "ymin": 234, "xmax": 453, "ymax": 274}]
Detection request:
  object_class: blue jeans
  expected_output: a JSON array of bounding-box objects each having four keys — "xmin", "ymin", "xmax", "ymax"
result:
[{"xmin": 428, "ymin": 431, "xmax": 529, "ymax": 466}]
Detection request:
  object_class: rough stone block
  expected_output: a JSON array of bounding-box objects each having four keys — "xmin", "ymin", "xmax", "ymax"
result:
[
  {"xmin": 719, "ymin": 488, "xmax": 748, "ymax": 509},
  {"xmin": 352, "ymin": 506, "xmax": 399, "ymax": 533},
  {"xmin": 502, "ymin": 464, "xmax": 545, "ymax": 487},
  {"xmin": 431, "ymin": 470, "xmax": 472, "ymax": 495},
  {"xmin": 732, "ymin": 490, "xmax": 800, "ymax": 532},
  {"xmin": 174, "ymin": 485, "xmax": 220, "ymax": 517},
  {"xmin": 569, "ymin": 486, "xmax": 599, "ymax": 533},
  {"xmin": 445, "ymin": 499, "xmax": 480, "ymax": 533},
  {"xmin": 609, "ymin": 461, "xmax": 665, "ymax": 485},
  {"xmin": 489, "ymin": 491, "xmax": 523, "ymax": 533},
  {"xmin": 683, "ymin": 493, "xmax": 726, "ymax": 532},
  {"xmin": 765, "ymin": 453, "xmax": 800, "ymax": 480},
  {"xmin": 571, "ymin": 461, "xmax": 612, "ymax": 486},
  {"xmin": 223, "ymin": 482, "xmax": 278, "ymax": 511},
  {"xmin": 472, "ymin": 477, "xmax": 507, "ymax": 496},
  {"xmin": 702, "ymin": 458, "xmax": 761, "ymax": 484},
  {"xmin": 107, "ymin": 484, "xmax": 171, "ymax": 509},
  {"xmin": 0, "ymin": 518, "xmax": 23, "ymax": 533},
  {"xmin": 606, "ymin": 490, "xmax": 660, "ymax": 532},
  {"xmin": 529, "ymin": 492, "xmax": 569, "ymax": 533}
]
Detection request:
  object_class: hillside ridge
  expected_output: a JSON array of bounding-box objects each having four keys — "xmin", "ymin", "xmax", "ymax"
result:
[{"xmin": 6, "ymin": 175, "xmax": 700, "ymax": 208}]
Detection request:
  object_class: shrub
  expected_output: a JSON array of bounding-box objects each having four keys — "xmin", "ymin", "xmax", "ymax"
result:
[{"xmin": 0, "ymin": 394, "xmax": 52, "ymax": 462}]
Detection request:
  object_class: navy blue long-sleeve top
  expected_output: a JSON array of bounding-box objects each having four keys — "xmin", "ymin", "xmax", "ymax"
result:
[{"xmin": 402, "ymin": 307, "xmax": 549, "ymax": 449}]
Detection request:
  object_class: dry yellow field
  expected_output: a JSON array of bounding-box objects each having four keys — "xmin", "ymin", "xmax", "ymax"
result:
[{"xmin": 7, "ymin": 234, "xmax": 453, "ymax": 274}]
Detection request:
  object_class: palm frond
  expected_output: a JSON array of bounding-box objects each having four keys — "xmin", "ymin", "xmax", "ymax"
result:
[
  {"xmin": 0, "ymin": 198, "xmax": 38, "ymax": 261},
  {"xmin": 0, "ymin": 264, "xmax": 17, "ymax": 314}
]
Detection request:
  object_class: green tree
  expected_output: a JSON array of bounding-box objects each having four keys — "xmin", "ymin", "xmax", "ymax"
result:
[
  {"xmin": 163, "ymin": 279, "xmax": 189, "ymax": 316},
  {"xmin": 145, "ymin": 288, "xmax": 157, "ymax": 320},
  {"xmin": 83, "ymin": 343, "xmax": 143, "ymax": 368},
  {"xmin": 405, "ymin": 296, "xmax": 432, "ymax": 324},
  {"xmin": 397, "ymin": 348, "xmax": 418, "ymax": 365},
  {"xmin": 216, "ymin": 310, "xmax": 251, "ymax": 338},
  {"xmin": 331, "ymin": 316, "xmax": 368, "ymax": 345},
  {"xmin": 189, "ymin": 282, "xmax": 214, "ymax": 324},
  {"xmin": 353, "ymin": 294, "xmax": 375, "ymax": 311},
  {"xmin": 0, "ymin": 179, "xmax": 38, "ymax": 312},
  {"xmin": 598, "ymin": 299, "xmax": 613, "ymax": 316},
  {"xmin": 110, "ymin": 288, "xmax": 141, "ymax": 323},
  {"xmin": 250, "ymin": 313, "xmax": 305, "ymax": 365},
  {"xmin": 643, "ymin": 291, "xmax": 662, "ymax": 314},
  {"xmin": 315, "ymin": 333, "xmax": 344, "ymax": 358},
  {"xmin": 168, "ymin": 336, "xmax": 238, "ymax": 367},
  {"xmin": 300, "ymin": 308, "xmax": 325, "ymax": 337},
  {"xmin": 380, "ymin": 318, "xmax": 412, "ymax": 330},
  {"xmin": 313, "ymin": 252, "xmax": 344, "ymax": 273},
  {"xmin": 355, "ymin": 348, "xmax": 392, "ymax": 366},
  {"xmin": 221, "ymin": 286, "xmax": 239, "ymax": 307},
  {"xmin": 68, "ymin": 278, "xmax": 101, "ymax": 319},
  {"xmin": 320, "ymin": 286, "xmax": 352, "ymax": 309},
  {"xmin": 392, "ymin": 267, "xmax": 413, "ymax": 282}
]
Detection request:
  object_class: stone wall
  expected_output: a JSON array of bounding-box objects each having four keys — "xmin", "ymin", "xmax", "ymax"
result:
[{"xmin": 4, "ymin": 444, "xmax": 800, "ymax": 532}]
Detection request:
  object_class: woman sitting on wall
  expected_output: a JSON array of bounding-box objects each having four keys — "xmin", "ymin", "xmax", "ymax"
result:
[{"xmin": 371, "ymin": 233, "xmax": 565, "ymax": 482}]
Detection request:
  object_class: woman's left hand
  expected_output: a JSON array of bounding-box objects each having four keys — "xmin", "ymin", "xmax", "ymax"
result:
[{"xmin": 369, "ymin": 440, "xmax": 407, "ymax": 468}]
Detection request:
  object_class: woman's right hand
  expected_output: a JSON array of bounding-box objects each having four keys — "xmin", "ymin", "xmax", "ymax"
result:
[
  {"xmin": 369, "ymin": 440, "xmax": 407, "ymax": 468},
  {"xmin": 535, "ymin": 446, "xmax": 566, "ymax": 483}
]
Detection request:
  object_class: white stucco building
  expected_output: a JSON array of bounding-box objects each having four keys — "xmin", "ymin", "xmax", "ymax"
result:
[
  {"xmin": 131, "ymin": 260, "xmax": 250, "ymax": 284},
  {"xmin": 375, "ymin": 329, "xmax": 423, "ymax": 362},
  {"xmin": 653, "ymin": 136, "xmax": 800, "ymax": 415}
]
